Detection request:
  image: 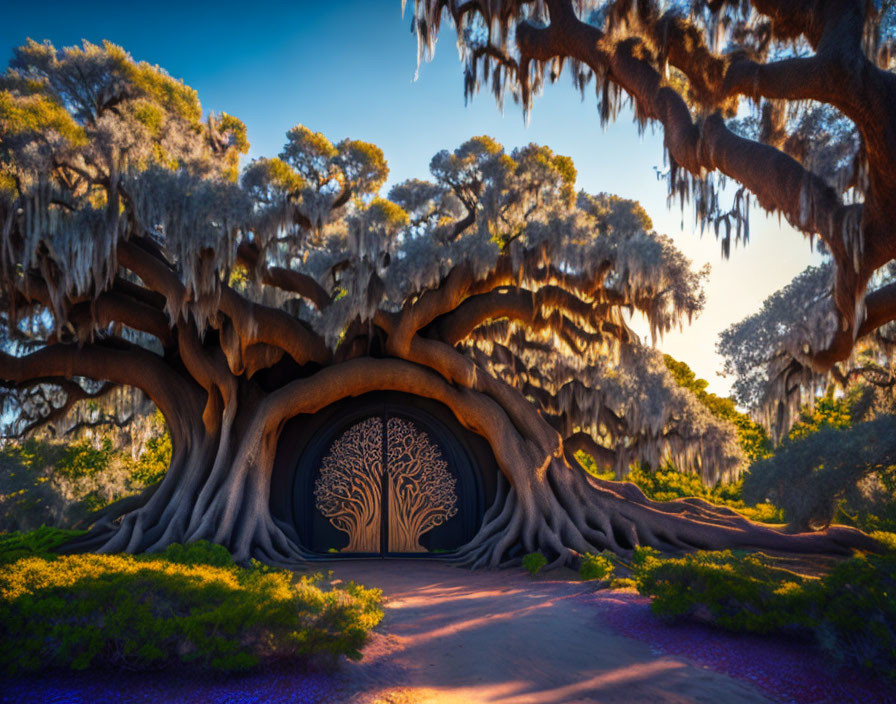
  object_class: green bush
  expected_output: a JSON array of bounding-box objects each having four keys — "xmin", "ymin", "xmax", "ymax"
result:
[
  {"xmin": 809, "ymin": 553, "xmax": 896, "ymax": 676},
  {"xmin": 632, "ymin": 549, "xmax": 896, "ymax": 678},
  {"xmin": 522, "ymin": 551, "xmax": 547, "ymax": 576},
  {"xmin": 634, "ymin": 550, "xmax": 814, "ymax": 634},
  {"xmin": 150, "ymin": 540, "xmax": 236, "ymax": 568},
  {"xmin": 0, "ymin": 526, "xmax": 85, "ymax": 565},
  {"xmin": 0, "ymin": 543, "xmax": 383, "ymax": 673},
  {"xmin": 579, "ymin": 552, "xmax": 614, "ymax": 581}
]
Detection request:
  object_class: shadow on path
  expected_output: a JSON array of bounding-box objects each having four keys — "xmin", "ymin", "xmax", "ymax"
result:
[{"xmin": 327, "ymin": 559, "xmax": 772, "ymax": 704}]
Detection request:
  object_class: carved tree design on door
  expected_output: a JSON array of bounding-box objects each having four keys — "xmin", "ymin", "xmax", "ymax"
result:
[
  {"xmin": 314, "ymin": 417, "xmax": 383, "ymax": 552},
  {"xmin": 387, "ymin": 417, "xmax": 458, "ymax": 553},
  {"xmin": 314, "ymin": 415, "xmax": 458, "ymax": 553}
]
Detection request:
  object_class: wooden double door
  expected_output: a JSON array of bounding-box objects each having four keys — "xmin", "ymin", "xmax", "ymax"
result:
[{"xmin": 313, "ymin": 414, "xmax": 459, "ymax": 553}]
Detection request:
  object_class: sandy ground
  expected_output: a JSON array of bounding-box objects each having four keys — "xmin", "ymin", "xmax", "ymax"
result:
[{"xmin": 326, "ymin": 559, "xmax": 773, "ymax": 704}]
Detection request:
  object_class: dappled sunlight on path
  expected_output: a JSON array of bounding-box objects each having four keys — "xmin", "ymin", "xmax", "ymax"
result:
[{"xmin": 328, "ymin": 560, "xmax": 772, "ymax": 704}]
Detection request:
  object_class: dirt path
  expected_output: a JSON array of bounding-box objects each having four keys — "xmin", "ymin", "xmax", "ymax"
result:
[{"xmin": 327, "ymin": 560, "xmax": 773, "ymax": 704}]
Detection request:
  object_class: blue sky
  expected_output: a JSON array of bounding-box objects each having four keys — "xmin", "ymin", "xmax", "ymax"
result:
[{"xmin": 2, "ymin": 1, "xmax": 820, "ymax": 395}]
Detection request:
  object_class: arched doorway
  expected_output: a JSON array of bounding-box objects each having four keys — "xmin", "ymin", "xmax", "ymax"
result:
[{"xmin": 270, "ymin": 392, "xmax": 498, "ymax": 556}]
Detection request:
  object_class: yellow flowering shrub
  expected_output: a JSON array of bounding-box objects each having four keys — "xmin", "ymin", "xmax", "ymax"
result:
[{"xmin": 0, "ymin": 540, "xmax": 383, "ymax": 672}]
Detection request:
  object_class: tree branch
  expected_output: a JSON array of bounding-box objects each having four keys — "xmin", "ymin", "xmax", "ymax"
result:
[{"xmin": 236, "ymin": 241, "xmax": 331, "ymax": 310}]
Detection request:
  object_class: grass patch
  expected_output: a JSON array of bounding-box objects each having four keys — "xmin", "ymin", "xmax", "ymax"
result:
[{"xmin": 0, "ymin": 525, "xmax": 85, "ymax": 565}]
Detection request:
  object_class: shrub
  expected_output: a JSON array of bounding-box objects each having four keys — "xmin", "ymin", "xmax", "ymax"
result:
[
  {"xmin": 632, "ymin": 549, "xmax": 896, "ymax": 678},
  {"xmin": 634, "ymin": 550, "xmax": 814, "ymax": 634},
  {"xmin": 579, "ymin": 552, "xmax": 614, "ymax": 581},
  {"xmin": 0, "ymin": 545, "xmax": 383, "ymax": 673},
  {"xmin": 631, "ymin": 545, "xmax": 661, "ymax": 568},
  {"xmin": 811, "ymin": 553, "xmax": 896, "ymax": 676},
  {"xmin": 150, "ymin": 540, "xmax": 236, "ymax": 568},
  {"xmin": 522, "ymin": 551, "xmax": 547, "ymax": 576}
]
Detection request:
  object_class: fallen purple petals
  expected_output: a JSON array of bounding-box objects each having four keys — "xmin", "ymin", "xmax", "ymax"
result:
[
  {"xmin": 1, "ymin": 665, "xmax": 346, "ymax": 704},
  {"xmin": 590, "ymin": 590, "xmax": 895, "ymax": 704}
]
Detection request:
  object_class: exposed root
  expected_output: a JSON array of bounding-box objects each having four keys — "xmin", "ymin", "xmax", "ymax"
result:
[{"xmin": 452, "ymin": 458, "xmax": 882, "ymax": 568}]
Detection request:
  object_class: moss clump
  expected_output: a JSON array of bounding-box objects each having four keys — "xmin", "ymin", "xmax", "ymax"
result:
[{"xmin": 0, "ymin": 539, "xmax": 383, "ymax": 673}]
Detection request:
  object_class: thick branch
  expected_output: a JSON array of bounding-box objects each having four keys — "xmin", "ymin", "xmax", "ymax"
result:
[
  {"xmin": 219, "ymin": 288, "xmax": 330, "ymax": 367},
  {"xmin": 13, "ymin": 380, "xmax": 116, "ymax": 437},
  {"xmin": 0, "ymin": 343, "xmax": 203, "ymax": 432},
  {"xmin": 809, "ymin": 279, "xmax": 896, "ymax": 369},
  {"xmin": 236, "ymin": 241, "xmax": 331, "ymax": 310},
  {"xmin": 435, "ymin": 285, "xmax": 614, "ymax": 346}
]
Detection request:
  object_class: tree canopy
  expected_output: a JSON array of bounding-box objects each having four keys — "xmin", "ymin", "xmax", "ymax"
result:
[
  {"xmin": 406, "ymin": 0, "xmax": 896, "ymax": 424},
  {"xmin": 0, "ymin": 40, "xmax": 742, "ymax": 481}
]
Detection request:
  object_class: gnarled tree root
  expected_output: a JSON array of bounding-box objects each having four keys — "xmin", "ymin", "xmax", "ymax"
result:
[{"xmin": 450, "ymin": 459, "xmax": 881, "ymax": 570}]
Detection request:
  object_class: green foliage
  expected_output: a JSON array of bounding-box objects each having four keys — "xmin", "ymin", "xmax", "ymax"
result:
[
  {"xmin": 150, "ymin": 540, "xmax": 236, "ymax": 568},
  {"xmin": 663, "ymin": 355, "xmax": 771, "ymax": 462},
  {"xmin": 623, "ymin": 464, "xmax": 783, "ymax": 524},
  {"xmin": 215, "ymin": 112, "xmax": 249, "ymax": 153},
  {"xmin": 632, "ymin": 549, "xmax": 896, "ymax": 678},
  {"xmin": 871, "ymin": 531, "xmax": 896, "ymax": 553},
  {"xmin": 240, "ymin": 156, "xmax": 306, "ymax": 198},
  {"xmin": 128, "ymin": 412, "xmax": 172, "ymax": 488},
  {"xmin": 0, "ymin": 414, "xmax": 171, "ymax": 531},
  {"xmin": 743, "ymin": 414, "xmax": 896, "ymax": 532},
  {"xmin": 573, "ymin": 449, "xmax": 605, "ymax": 479},
  {"xmin": 0, "ymin": 89, "xmax": 87, "ymax": 147},
  {"xmin": 522, "ymin": 551, "xmax": 547, "ymax": 576},
  {"xmin": 336, "ymin": 138, "xmax": 389, "ymax": 195},
  {"xmin": 627, "ymin": 463, "xmax": 708, "ymax": 502},
  {"xmin": 366, "ymin": 197, "xmax": 409, "ymax": 229},
  {"xmin": 0, "ymin": 526, "xmax": 84, "ymax": 565},
  {"xmin": 55, "ymin": 439, "xmax": 115, "ymax": 479},
  {"xmin": 609, "ymin": 577, "xmax": 638, "ymax": 590},
  {"xmin": 816, "ymin": 553, "xmax": 896, "ymax": 675},
  {"xmin": 579, "ymin": 552, "xmax": 615, "ymax": 581},
  {"xmin": 786, "ymin": 387, "xmax": 859, "ymax": 442},
  {"xmin": 0, "ymin": 541, "xmax": 383, "ymax": 673},
  {"xmin": 634, "ymin": 550, "xmax": 815, "ymax": 634},
  {"xmin": 631, "ymin": 545, "xmax": 661, "ymax": 569}
]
